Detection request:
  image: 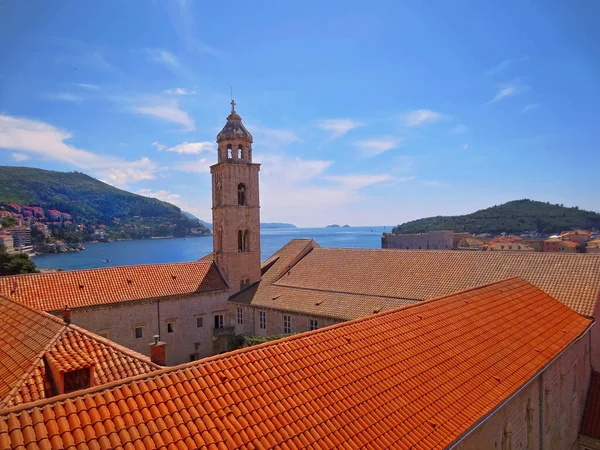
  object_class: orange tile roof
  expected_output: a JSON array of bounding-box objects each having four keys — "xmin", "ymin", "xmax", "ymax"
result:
[
  {"xmin": 561, "ymin": 240, "xmax": 579, "ymax": 249},
  {"xmin": 238, "ymin": 241, "xmax": 600, "ymax": 318},
  {"xmin": 0, "ymin": 278, "xmax": 591, "ymax": 449},
  {"xmin": 0, "ymin": 261, "xmax": 228, "ymax": 312},
  {"xmin": 0, "ymin": 295, "xmax": 160, "ymax": 409},
  {"xmin": 581, "ymin": 371, "xmax": 600, "ymax": 439}
]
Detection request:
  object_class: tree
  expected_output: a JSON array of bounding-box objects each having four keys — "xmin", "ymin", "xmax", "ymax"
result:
[
  {"xmin": 1, "ymin": 216, "xmax": 17, "ymax": 228},
  {"xmin": 0, "ymin": 244, "xmax": 38, "ymax": 275}
]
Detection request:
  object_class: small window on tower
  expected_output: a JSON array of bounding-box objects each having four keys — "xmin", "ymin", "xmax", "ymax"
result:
[
  {"xmin": 227, "ymin": 147, "xmax": 233, "ymax": 159},
  {"xmin": 238, "ymin": 183, "xmax": 247, "ymax": 206},
  {"xmin": 238, "ymin": 230, "xmax": 243, "ymax": 252},
  {"xmin": 243, "ymin": 230, "xmax": 250, "ymax": 252},
  {"xmin": 237, "ymin": 146, "xmax": 243, "ymax": 159}
]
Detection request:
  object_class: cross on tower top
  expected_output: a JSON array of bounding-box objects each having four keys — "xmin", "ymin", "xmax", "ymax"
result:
[{"xmin": 230, "ymin": 99, "xmax": 236, "ymax": 113}]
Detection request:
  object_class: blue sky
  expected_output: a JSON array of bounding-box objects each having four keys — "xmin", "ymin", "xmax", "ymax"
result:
[{"xmin": 1, "ymin": 0, "xmax": 599, "ymax": 227}]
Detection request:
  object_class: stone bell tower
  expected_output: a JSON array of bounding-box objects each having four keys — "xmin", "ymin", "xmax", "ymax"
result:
[{"xmin": 211, "ymin": 100, "xmax": 261, "ymax": 291}]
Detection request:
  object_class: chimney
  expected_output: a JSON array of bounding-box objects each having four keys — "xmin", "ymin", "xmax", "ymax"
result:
[
  {"xmin": 149, "ymin": 335, "xmax": 166, "ymax": 366},
  {"xmin": 62, "ymin": 305, "xmax": 71, "ymax": 325}
]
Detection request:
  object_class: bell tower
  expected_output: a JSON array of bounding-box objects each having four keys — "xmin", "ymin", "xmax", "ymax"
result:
[{"xmin": 211, "ymin": 100, "xmax": 261, "ymax": 291}]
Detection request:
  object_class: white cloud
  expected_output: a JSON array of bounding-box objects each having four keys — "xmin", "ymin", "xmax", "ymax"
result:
[
  {"xmin": 174, "ymin": 158, "xmax": 212, "ymax": 174},
  {"xmin": 137, "ymin": 189, "xmax": 181, "ymax": 203},
  {"xmin": 322, "ymin": 174, "xmax": 394, "ymax": 189},
  {"xmin": 44, "ymin": 93, "xmax": 83, "ymax": 103},
  {"xmin": 0, "ymin": 114, "xmax": 159, "ymax": 186},
  {"xmin": 461, "ymin": 144, "xmax": 469, "ymax": 151},
  {"xmin": 74, "ymin": 83, "xmax": 99, "ymax": 90},
  {"xmin": 257, "ymin": 155, "xmax": 332, "ymax": 183},
  {"xmin": 402, "ymin": 110, "xmax": 444, "ymax": 127},
  {"xmin": 249, "ymin": 125, "xmax": 301, "ymax": 150},
  {"xmin": 163, "ymin": 88, "xmax": 196, "ymax": 95},
  {"xmin": 147, "ymin": 49, "xmax": 179, "ymax": 68},
  {"xmin": 317, "ymin": 119, "xmax": 363, "ymax": 140},
  {"xmin": 11, "ymin": 152, "xmax": 30, "ymax": 162},
  {"xmin": 489, "ymin": 82, "xmax": 529, "ymax": 104},
  {"xmin": 161, "ymin": 141, "xmax": 216, "ymax": 154},
  {"xmin": 354, "ymin": 138, "xmax": 401, "ymax": 156},
  {"xmin": 484, "ymin": 59, "xmax": 512, "ymax": 78},
  {"xmin": 522, "ymin": 103, "xmax": 542, "ymax": 113},
  {"xmin": 450, "ymin": 124, "xmax": 469, "ymax": 135},
  {"xmin": 152, "ymin": 141, "xmax": 167, "ymax": 151},
  {"xmin": 132, "ymin": 100, "xmax": 195, "ymax": 130}
]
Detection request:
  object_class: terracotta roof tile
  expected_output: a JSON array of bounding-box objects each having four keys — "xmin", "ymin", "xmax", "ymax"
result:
[
  {"xmin": 237, "ymin": 241, "xmax": 600, "ymax": 318},
  {"xmin": 0, "ymin": 278, "xmax": 591, "ymax": 449},
  {"xmin": 581, "ymin": 371, "xmax": 600, "ymax": 439},
  {"xmin": 0, "ymin": 295, "xmax": 160, "ymax": 409},
  {"xmin": 0, "ymin": 261, "xmax": 227, "ymax": 312}
]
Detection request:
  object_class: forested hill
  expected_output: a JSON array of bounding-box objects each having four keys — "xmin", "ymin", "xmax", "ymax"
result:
[
  {"xmin": 392, "ymin": 200, "xmax": 600, "ymax": 235},
  {"xmin": 0, "ymin": 166, "xmax": 210, "ymax": 236}
]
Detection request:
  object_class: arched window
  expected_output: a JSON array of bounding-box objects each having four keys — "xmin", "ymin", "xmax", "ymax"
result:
[
  {"xmin": 238, "ymin": 230, "xmax": 243, "ymax": 252},
  {"xmin": 237, "ymin": 146, "xmax": 243, "ymax": 159},
  {"xmin": 243, "ymin": 230, "xmax": 249, "ymax": 252},
  {"xmin": 238, "ymin": 183, "xmax": 247, "ymax": 206},
  {"xmin": 227, "ymin": 146, "xmax": 233, "ymax": 159}
]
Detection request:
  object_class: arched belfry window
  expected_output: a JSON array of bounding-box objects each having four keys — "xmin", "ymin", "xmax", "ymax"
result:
[
  {"xmin": 238, "ymin": 229, "xmax": 249, "ymax": 252},
  {"xmin": 227, "ymin": 146, "xmax": 233, "ymax": 160},
  {"xmin": 238, "ymin": 183, "xmax": 247, "ymax": 206},
  {"xmin": 237, "ymin": 146, "xmax": 243, "ymax": 159}
]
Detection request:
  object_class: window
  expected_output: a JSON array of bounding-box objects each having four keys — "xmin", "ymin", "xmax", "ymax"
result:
[
  {"xmin": 134, "ymin": 326, "xmax": 143, "ymax": 339},
  {"xmin": 237, "ymin": 147, "xmax": 243, "ymax": 159},
  {"xmin": 214, "ymin": 314, "xmax": 224, "ymax": 329},
  {"xmin": 227, "ymin": 147, "xmax": 233, "ymax": 159},
  {"xmin": 238, "ymin": 183, "xmax": 247, "ymax": 206},
  {"xmin": 196, "ymin": 316, "xmax": 204, "ymax": 328},
  {"xmin": 309, "ymin": 319, "xmax": 318, "ymax": 331},
  {"xmin": 283, "ymin": 315, "xmax": 291, "ymax": 334},
  {"xmin": 64, "ymin": 368, "xmax": 91, "ymax": 393},
  {"xmin": 167, "ymin": 321, "xmax": 175, "ymax": 333},
  {"xmin": 238, "ymin": 230, "xmax": 243, "ymax": 252},
  {"xmin": 259, "ymin": 311, "xmax": 266, "ymax": 329},
  {"xmin": 98, "ymin": 329, "xmax": 110, "ymax": 339},
  {"xmin": 238, "ymin": 229, "xmax": 249, "ymax": 252},
  {"xmin": 244, "ymin": 230, "xmax": 249, "ymax": 252},
  {"xmin": 237, "ymin": 307, "xmax": 243, "ymax": 325}
]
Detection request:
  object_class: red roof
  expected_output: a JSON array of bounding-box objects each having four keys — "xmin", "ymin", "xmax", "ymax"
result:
[
  {"xmin": 0, "ymin": 278, "xmax": 591, "ymax": 449},
  {"xmin": 0, "ymin": 261, "xmax": 228, "ymax": 312},
  {"xmin": 0, "ymin": 295, "xmax": 160, "ymax": 410}
]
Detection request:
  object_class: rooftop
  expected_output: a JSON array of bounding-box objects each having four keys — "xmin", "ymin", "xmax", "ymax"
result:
[
  {"xmin": 233, "ymin": 240, "xmax": 600, "ymax": 318},
  {"xmin": 0, "ymin": 295, "xmax": 160, "ymax": 410},
  {"xmin": 0, "ymin": 278, "xmax": 591, "ymax": 449},
  {"xmin": 0, "ymin": 261, "xmax": 228, "ymax": 312}
]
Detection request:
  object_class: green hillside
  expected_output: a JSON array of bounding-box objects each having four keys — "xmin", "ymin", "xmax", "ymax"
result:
[
  {"xmin": 392, "ymin": 200, "xmax": 600, "ymax": 235},
  {"xmin": 0, "ymin": 166, "xmax": 210, "ymax": 238}
]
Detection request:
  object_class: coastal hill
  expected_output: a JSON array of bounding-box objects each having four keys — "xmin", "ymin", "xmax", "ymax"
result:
[
  {"xmin": 0, "ymin": 166, "xmax": 210, "ymax": 238},
  {"xmin": 392, "ymin": 199, "xmax": 600, "ymax": 235}
]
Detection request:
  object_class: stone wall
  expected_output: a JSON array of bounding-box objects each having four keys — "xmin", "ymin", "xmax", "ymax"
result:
[
  {"xmin": 456, "ymin": 332, "xmax": 591, "ymax": 450},
  {"xmin": 62, "ymin": 290, "xmax": 230, "ymax": 366},
  {"xmin": 230, "ymin": 303, "xmax": 342, "ymax": 337}
]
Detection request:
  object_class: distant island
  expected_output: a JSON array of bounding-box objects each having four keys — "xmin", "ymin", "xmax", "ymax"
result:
[
  {"xmin": 261, "ymin": 223, "xmax": 297, "ymax": 229},
  {"xmin": 342, "ymin": 224, "xmax": 350, "ymax": 228},
  {"xmin": 0, "ymin": 166, "xmax": 211, "ymax": 253},
  {"xmin": 392, "ymin": 199, "xmax": 600, "ymax": 235},
  {"xmin": 326, "ymin": 224, "xmax": 340, "ymax": 228}
]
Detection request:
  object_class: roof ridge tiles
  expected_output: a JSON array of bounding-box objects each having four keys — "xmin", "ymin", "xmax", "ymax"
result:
[{"xmin": 0, "ymin": 276, "xmax": 538, "ymax": 417}]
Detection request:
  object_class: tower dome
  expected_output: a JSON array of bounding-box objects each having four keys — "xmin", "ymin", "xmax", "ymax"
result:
[{"xmin": 216, "ymin": 100, "xmax": 253, "ymax": 143}]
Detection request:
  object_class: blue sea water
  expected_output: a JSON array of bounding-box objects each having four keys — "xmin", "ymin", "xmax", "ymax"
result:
[{"xmin": 32, "ymin": 226, "xmax": 391, "ymax": 271}]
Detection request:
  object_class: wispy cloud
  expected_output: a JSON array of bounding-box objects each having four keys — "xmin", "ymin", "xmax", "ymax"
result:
[
  {"xmin": 402, "ymin": 109, "xmax": 444, "ymax": 127},
  {"xmin": 132, "ymin": 99, "xmax": 195, "ymax": 130},
  {"xmin": 152, "ymin": 141, "xmax": 167, "ymax": 151},
  {"xmin": 0, "ymin": 114, "xmax": 159, "ymax": 186},
  {"xmin": 74, "ymin": 83, "xmax": 99, "ymax": 90},
  {"xmin": 11, "ymin": 152, "xmax": 30, "ymax": 162},
  {"xmin": 157, "ymin": 141, "xmax": 216, "ymax": 154},
  {"xmin": 317, "ymin": 119, "xmax": 363, "ymax": 140},
  {"xmin": 423, "ymin": 180, "xmax": 443, "ymax": 187},
  {"xmin": 249, "ymin": 125, "xmax": 301, "ymax": 150},
  {"xmin": 522, "ymin": 103, "xmax": 542, "ymax": 113},
  {"xmin": 171, "ymin": 0, "xmax": 221, "ymax": 57},
  {"xmin": 460, "ymin": 144, "xmax": 469, "ymax": 152},
  {"xmin": 44, "ymin": 92, "xmax": 83, "ymax": 103},
  {"xmin": 450, "ymin": 124, "xmax": 469, "ymax": 135},
  {"xmin": 163, "ymin": 87, "xmax": 196, "ymax": 95},
  {"xmin": 322, "ymin": 174, "xmax": 394, "ymax": 189},
  {"xmin": 137, "ymin": 189, "xmax": 181, "ymax": 203},
  {"xmin": 484, "ymin": 57, "xmax": 529, "ymax": 78},
  {"xmin": 489, "ymin": 82, "xmax": 529, "ymax": 104},
  {"xmin": 147, "ymin": 49, "xmax": 180, "ymax": 69},
  {"xmin": 354, "ymin": 138, "xmax": 401, "ymax": 156},
  {"xmin": 173, "ymin": 158, "xmax": 213, "ymax": 174}
]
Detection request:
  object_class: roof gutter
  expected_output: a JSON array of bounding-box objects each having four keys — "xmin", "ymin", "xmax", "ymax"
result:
[{"xmin": 447, "ymin": 320, "xmax": 595, "ymax": 449}]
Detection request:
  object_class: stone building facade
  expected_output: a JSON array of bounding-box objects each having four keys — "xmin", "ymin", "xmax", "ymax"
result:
[
  {"xmin": 382, "ymin": 230, "xmax": 454, "ymax": 250},
  {"xmin": 456, "ymin": 334, "xmax": 591, "ymax": 449},
  {"xmin": 211, "ymin": 100, "xmax": 261, "ymax": 291}
]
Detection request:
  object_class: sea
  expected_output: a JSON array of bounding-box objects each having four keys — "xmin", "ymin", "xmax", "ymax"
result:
[{"xmin": 32, "ymin": 226, "xmax": 391, "ymax": 271}]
